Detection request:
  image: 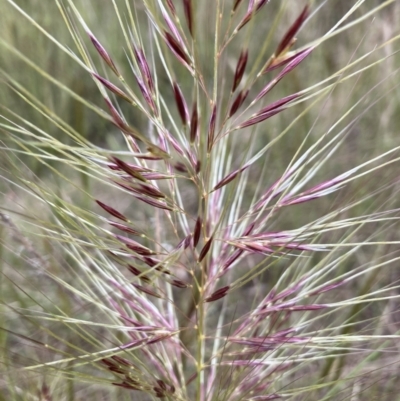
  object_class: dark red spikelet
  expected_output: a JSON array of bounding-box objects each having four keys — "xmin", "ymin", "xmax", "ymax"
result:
[
  {"xmin": 133, "ymin": 46, "xmax": 155, "ymax": 95},
  {"xmin": 134, "ymin": 195, "xmax": 174, "ymax": 211},
  {"xmin": 243, "ymin": 222, "xmax": 256, "ymax": 236},
  {"xmin": 233, "ymin": 0, "xmax": 244, "ymax": 12},
  {"xmin": 112, "ymin": 157, "xmax": 147, "ymax": 182},
  {"xmin": 96, "ymin": 200, "xmax": 127, "ymax": 221},
  {"xmin": 232, "ymin": 50, "xmax": 248, "ymax": 92},
  {"xmin": 237, "ymin": 0, "xmax": 270, "ymax": 31},
  {"xmin": 205, "ymin": 286, "xmax": 230, "ymax": 302},
  {"xmin": 132, "ymin": 283, "xmax": 162, "ymax": 298},
  {"xmin": 112, "ymin": 382, "xmax": 141, "ymax": 390},
  {"xmin": 213, "ymin": 165, "xmax": 249, "ymax": 191},
  {"xmin": 136, "ymin": 76, "xmax": 158, "ymax": 114},
  {"xmin": 256, "ymin": 47, "xmax": 313, "ymax": 101},
  {"xmin": 173, "ymin": 82, "xmax": 189, "ymax": 126},
  {"xmin": 111, "ymin": 355, "xmax": 133, "ymax": 366},
  {"xmin": 183, "ymin": 234, "xmax": 192, "ymax": 249},
  {"xmin": 207, "ymin": 105, "xmax": 217, "ymax": 153},
  {"xmin": 258, "ymin": 93, "xmax": 299, "ymax": 115},
  {"xmin": 238, "ymin": 93, "xmax": 299, "ymax": 129},
  {"xmin": 229, "ymin": 89, "xmax": 249, "ymax": 117},
  {"xmin": 263, "ymin": 47, "xmax": 311, "ymax": 73},
  {"xmin": 238, "ymin": 108, "xmax": 284, "ymax": 128},
  {"xmin": 174, "ymin": 162, "xmax": 188, "ymax": 173},
  {"xmin": 174, "ymin": 234, "xmax": 192, "ymax": 251},
  {"xmin": 116, "ymin": 235, "xmax": 154, "ymax": 256},
  {"xmin": 147, "ymin": 144, "xmax": 171, "ymax": 160},
  {"xmin": 104, "ymin": 98, "xmax": 128, "ymax": 130},
  {"xmin": 164, "ymin": 31, "xmax": 191, "ymax": 67},
  {"xmin": 170, "ymin": 279, "xmax": 189, "ymax": 288},
  {"xmin": 138, "ymin": 183, "xmax": 166, "ymax": 199},
  {"xmin": 193, "ymin": 216, "xmax": 202, "ymax": 247},
  {"xmin": 157, "ymin": 380, "xmax": 167, "ymax": 391},
  {"xmin": 166, "ymin": 0, "xmax": 177, "ymax": 16},
  {"xmin": 222, "ymin": 249, "xmax": 244, "ymax": 272},
  {"xmin": 198, "ymin": 236, "xmax": 213, "ymax": 262},
  {"xmin": 195, "ymin": 160, "xmax": 201, "ymax": 174},
  {"xmin": 186, "ymin": 372, "xmax": 198, "ymax": 386},
  {"xmin": 164, "ymin": 129, "xmax": 185, "ymax": 156},
  {"xmin": 89, "ymin": 34, "xmax": 119, "ymax": 76},
  {"xmin": 128, "ymin": 265, "xmax": 150, "ymax": 282},
  {"xmin": 100, "ymin": 358, "xmax": 116, "ymax": 368},
  {"xmin": 40, "ymin": 383, "xmax": 52, "ymax": 401},
  {"xmin": 182, "ymin": 0, "xmax": 193, "ymax": 36},
  {"xmin": 276, "ymin": 5, "xmax": 309, "ymax": 56},
  {"xmin": 190, "ymin": 102, "xmax": 198, "ymax": 143},
  {"xmin": 108, "ymin": 221, "xmax": 141, "ymax": 236},
  {"xmin": 256, "ymin": 0, "xmax": 269, "ymax": 12},
  {"xmin": 92, "ymin": 73, "xmax": 131, "ymax": 102}
]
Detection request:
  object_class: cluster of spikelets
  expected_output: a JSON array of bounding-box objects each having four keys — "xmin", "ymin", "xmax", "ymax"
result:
[{"xmin": 1, "ymin": 0, "xmax": 400, "ymax": 400}]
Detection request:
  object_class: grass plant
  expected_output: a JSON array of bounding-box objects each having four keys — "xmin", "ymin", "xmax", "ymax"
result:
[{"xmin": 1, "ymin": 0, "xmax": 400, "ymax": 400}]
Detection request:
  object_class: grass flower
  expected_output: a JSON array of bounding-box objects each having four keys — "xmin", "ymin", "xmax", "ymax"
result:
[{"xmin": 1, "ymin": 0, "xmax": 400, "ymax": 400}]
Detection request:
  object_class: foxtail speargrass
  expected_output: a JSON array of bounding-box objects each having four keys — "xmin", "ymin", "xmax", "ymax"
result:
[{"xmin": 1, "ymin": 0, "xmax": 400, "ymax": 400}]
